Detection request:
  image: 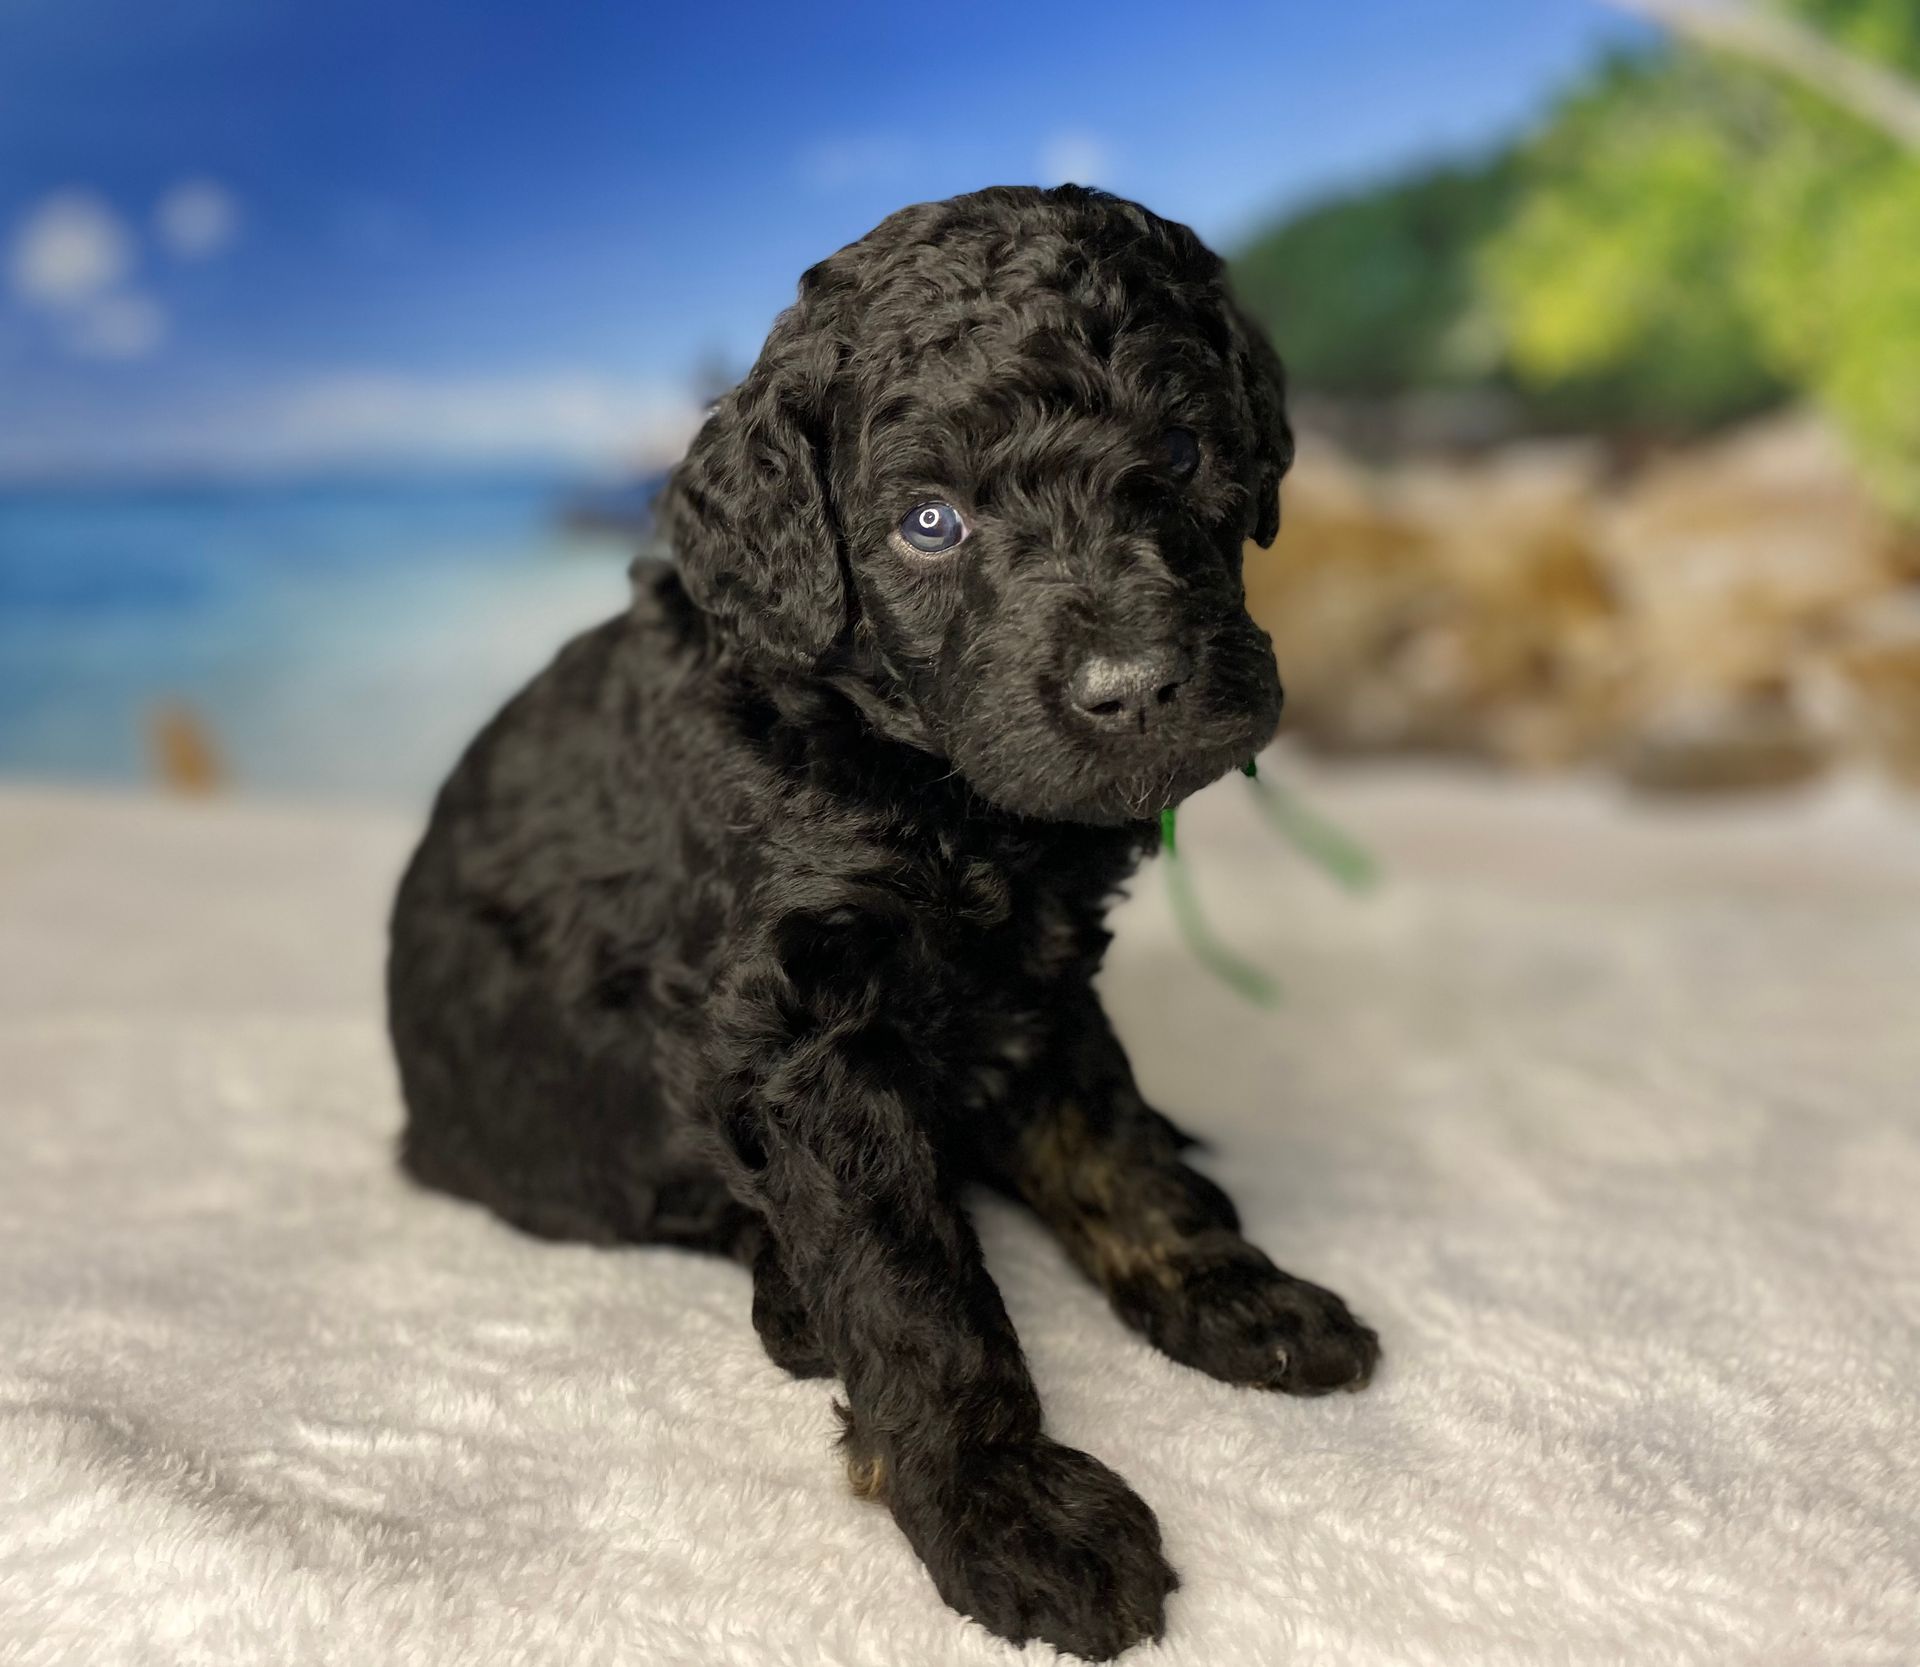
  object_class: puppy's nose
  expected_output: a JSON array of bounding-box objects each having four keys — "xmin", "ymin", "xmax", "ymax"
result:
[{"xmin": 1068, "ymin": 646, "xmax": 1193, "ymax": 731}]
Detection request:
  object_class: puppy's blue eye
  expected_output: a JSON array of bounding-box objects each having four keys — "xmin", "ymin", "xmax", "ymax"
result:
[
  {"xmin": 898, "ymin": 501, "xmax": 967, "ymax": 554},
  {"xmin": 1160, "ymin": 427, "xmax": 1200, "ymax": 481}
]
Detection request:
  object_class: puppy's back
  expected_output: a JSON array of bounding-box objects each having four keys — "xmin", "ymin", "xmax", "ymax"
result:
[{"xmin": 386, "ymin": 584, "xmax": 714, "ymax": 1242}]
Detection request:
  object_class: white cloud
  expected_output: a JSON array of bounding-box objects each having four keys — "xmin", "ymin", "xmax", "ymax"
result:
[
  {"xmin": 0, "ymin": 370, "xmax": 705, "ymax": 477},
  {"xmin": 796, "ymin": 136, "xmax": 916, "ymax": 194},
  {"xmin": 155, "ymin": 179, "xmax": 240, "ymax": 260},
  {"xmin": 7, "ymin": 191, "xmax": 133, "ymax": 308},
  {"xmin": 68, "ymin": 291, "xmax": 168, "ymax": 360},
  {"xmin": 1037, "ymin": 131, "xmax": 1114, "ymax": 187},
  {"xmin": 271, "ymin": 372, "xmax": 703, "ymax": 467},
  {"xmin": 7, "ymin": 189, "xmax": 169, "ymax": 361}
]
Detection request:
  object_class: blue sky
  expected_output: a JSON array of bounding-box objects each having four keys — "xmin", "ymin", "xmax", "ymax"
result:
[{"xmin": 0, "ymin": 0, "xmax": 1647, "ymax": 477}]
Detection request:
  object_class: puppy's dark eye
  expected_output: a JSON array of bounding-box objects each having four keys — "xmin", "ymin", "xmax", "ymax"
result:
[
  {"xmin": 898, "ymin": 501, "xmax": 967, "ymax": 555},
  {"xmin": 1159, "ymin": 427, "xmax": 1200, "ymax": 481}
]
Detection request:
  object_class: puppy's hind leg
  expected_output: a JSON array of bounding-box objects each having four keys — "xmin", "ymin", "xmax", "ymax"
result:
[
  {"xmin": 994, "ymin": 1001, "xmax": 1380, "ymax": 1397},
  {"xmin": 745, "ymin": 1227, "xmax": 833, "ymax": 1379}
]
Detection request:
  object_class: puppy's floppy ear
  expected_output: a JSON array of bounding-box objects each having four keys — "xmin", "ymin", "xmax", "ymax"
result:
[
  {"xmin": 661, "ymin": 305, "xmax": 846, "ymax": 668},
  {"xmin": 1223, "ymin": 296, "xmax": 1295, "ymax": 549}
]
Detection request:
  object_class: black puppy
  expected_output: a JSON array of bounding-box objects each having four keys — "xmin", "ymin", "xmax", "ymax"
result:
[{"xmin": 388, "ymin": 185, "xmax": 1378, "ymax": 1661}]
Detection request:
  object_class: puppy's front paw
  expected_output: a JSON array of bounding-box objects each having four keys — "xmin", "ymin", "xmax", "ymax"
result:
[
  {"xmin": 889, "ymin": 1436, "xmax": 1176, "ymax": 1661},
  {"xmin": 1124, "ymin": 1241, "xmax": 1380, "ymax": 1396}
]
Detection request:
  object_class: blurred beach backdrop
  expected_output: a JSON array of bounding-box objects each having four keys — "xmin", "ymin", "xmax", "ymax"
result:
[{"xmin": 4, "ymin": 0, "xmax": 1918, "ymax": 806}]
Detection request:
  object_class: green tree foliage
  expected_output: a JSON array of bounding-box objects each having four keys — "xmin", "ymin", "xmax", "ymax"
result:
[
  {"xmin": 1478, "ymin": 53, "xmax": 1789, "ymax": 431},
  {"xmin": 1483, "ymin": 2, "xmax": 1920, "ymax": 509},
  {"xmin": 1738, "ymin": 107, "xmax": 1920, "ymax": 514},
  {"xmin": 1231, "ymin": 0, "xmax": 1920, "ymax": 514},
  {"xmin": 1232, "ymin": 162, "xmax": 1517, "ymax": 398},
  {"xmin": 1789, "ymin": 0, "xmax": 1920, "ymax": 72}
]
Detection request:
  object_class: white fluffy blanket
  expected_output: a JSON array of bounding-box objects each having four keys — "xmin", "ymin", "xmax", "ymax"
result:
[{"xmin": 2, "ymin": 771, "xmax": 1917, "ymax": 1666}]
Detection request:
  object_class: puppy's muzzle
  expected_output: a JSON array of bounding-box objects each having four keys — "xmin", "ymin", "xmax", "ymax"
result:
[{"xmin": 1067, "ymin": 646, "xmax": 1194, "ymax": 736}]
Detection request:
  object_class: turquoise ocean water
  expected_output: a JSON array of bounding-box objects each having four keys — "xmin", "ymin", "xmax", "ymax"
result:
[{"xmin": 0, "ymin": 477, "xmax": 651, "ymax": 803}]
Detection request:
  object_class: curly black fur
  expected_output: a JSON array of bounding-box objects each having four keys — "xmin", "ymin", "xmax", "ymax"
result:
[{"xmin": 388, "ymin": 185, "xmax": 1378, "ymax": 1661}]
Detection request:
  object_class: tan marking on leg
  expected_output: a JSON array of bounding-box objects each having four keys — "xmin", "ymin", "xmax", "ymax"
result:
[
  {"xmin": 846, "ymin": 1452, "xmax": 888, "ymax": 1501},
  {"xmin": 1016, "ymin": 1103, "xmax": 1186, "ymax": 1294}
]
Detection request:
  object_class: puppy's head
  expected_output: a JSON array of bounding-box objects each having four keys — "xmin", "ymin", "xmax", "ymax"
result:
[{"xmin": 664, "ymin": 185, "xmax": 1290, "ymax": 825}]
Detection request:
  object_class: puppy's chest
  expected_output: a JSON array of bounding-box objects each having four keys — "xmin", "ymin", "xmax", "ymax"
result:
[
  {"xmin": 900, "ymin": 842, "xmax": 1108, "ymax": 1109},
  {"xmin": 901, "ymin": 830, "xmax": 1093, "ymax": 975}
]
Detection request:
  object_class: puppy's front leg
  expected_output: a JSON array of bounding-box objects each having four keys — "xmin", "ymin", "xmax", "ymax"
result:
[
  {"xmin": 995, "ymin": 998, "xmax": 1380, "ymax": 1396},
  {"xmin": 708, "ymin": 973, "xmax": 1175, "ymax": 1661}
]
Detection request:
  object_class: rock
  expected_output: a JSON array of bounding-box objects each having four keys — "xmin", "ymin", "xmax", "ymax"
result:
[
  {"xmin": 1247, "ymin": 411, "xmax": 1920, "ymax": 794},
  {"xmin": 1250, "ymin": 433, "xmax": 1627, "ymax": 768},
  {"xmin": 1618, "ymin": 693, "xmax": 1831, "ymax": 795},
  {"xmin": 1830, "ymin": 593, "xmax": 1920, "ymax": 788}
]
